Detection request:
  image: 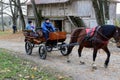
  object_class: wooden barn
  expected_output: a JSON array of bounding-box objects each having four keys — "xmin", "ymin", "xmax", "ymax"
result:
[{"xmin": 27, "ymin": 0, "xmax": 118, "ymax": 33}]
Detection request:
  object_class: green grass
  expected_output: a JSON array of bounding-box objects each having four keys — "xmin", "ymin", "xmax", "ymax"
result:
[
  {"xmin": 0, "ymin": 49, "xmax": 71, "ymax": 80},
  {"xmin": 0, "ymin": 31, "xmax": 11, "ymax": 36}
]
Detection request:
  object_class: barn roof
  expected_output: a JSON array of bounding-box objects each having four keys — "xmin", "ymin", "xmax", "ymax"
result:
[
  {"xmin": 27, "ymin": 0, "xmax": 69, "ymax": 5},
  {"xmin": 27, "ymin": 0, "xmax": 120, "ymax": 5},
  {"xmin": 110, "ymin": 0, "xmax": 120, "ymax": 2}
]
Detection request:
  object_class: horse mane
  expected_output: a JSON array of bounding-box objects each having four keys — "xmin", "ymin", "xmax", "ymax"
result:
[{"xmin": 101, "ymin": 25, "xmax": 116, "ymax": 38}]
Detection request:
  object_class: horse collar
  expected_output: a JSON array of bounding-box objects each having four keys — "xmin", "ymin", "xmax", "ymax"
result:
[{"xmin": 96, "ymin": 26, "xmax": 110, "ymax": 40}]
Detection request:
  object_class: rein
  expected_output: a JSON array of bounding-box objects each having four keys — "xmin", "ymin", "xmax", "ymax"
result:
[{"xmin": 96, "ymin": 29, "xmax": 109, "ymax": 40}]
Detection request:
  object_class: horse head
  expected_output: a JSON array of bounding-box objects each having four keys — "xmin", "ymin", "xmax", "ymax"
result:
[{"xmin": 113, "ymin": 26, "xmax": 120, "ymax": 48}]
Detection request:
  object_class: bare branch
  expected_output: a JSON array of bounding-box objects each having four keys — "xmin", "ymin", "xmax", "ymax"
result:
[
  {"xmin": 0, "ymin": 12, "xmax": 12, "ymax": 18},
  {"xmin": 9, "ymin": 0, "xmax": 14, "ymax": 15},
  {"xmin": 0, "ymin": 0, "xmax": 28, "ymax": 6},
  {"xmin": 3, "ymin": 6, "xmax": 10, "ymax": 10}
]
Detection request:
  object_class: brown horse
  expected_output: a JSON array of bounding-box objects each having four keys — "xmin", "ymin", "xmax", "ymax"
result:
[{"xmin": 65, "ymin": 25, "xmax": 120, "ymax": 69}]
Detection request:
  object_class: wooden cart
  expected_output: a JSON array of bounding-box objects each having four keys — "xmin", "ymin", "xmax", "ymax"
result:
[{"xmin": 23, "ymin": 30, "xmax": 68, "ymax": 59}]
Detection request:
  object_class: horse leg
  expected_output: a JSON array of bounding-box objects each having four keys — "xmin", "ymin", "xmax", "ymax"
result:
[
  {"xmin": 78, "ymin": 46, "xmax": 84, "ymax": 64},
  {"xmin": 92, "ymin": 49, "xmax": 98, "ymax": 69},
  {"xmin": 66, "ymin": 45, "xmax": 74, "ymax": 63},
  {"xmin": 102, "ymin": 47, "xmax": 111, "ymax": 68}
]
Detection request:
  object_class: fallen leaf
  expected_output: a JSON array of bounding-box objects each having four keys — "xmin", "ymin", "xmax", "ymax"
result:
[
  {"xmin": 24, "ymin": 76, "xmax": 30, "ymax": 79},
  {"xmin": 31, "ymin": 75, "xmax": 35, "ymax": 79}
]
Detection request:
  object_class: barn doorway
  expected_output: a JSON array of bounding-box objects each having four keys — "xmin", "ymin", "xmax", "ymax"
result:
[{"xmin": 54, "ymin": 20, "xmax": 62, "ymax": 31}]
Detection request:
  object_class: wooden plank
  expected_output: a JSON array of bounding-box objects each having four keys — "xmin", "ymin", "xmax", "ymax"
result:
[{"xmin": 49, "ymin": 32, "xmax": 66, "ymax": 40}]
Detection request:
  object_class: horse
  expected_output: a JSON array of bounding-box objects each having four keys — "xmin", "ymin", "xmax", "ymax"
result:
[{"xmin": 65, "ymin": 25, "xmax": 120, "ymax": 69}]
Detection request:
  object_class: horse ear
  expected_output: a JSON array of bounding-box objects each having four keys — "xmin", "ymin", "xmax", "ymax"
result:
[{"xmin": 115, "ymin": 26, "xmax": 120, "ymax": 33}]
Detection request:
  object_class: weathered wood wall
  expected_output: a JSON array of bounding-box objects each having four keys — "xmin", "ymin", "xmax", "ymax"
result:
[
  {"xmin": 27, "ymin": 0, "xmax": 116, "ymax": 19},
  {"xmin": 27, "ymin": 0, "xmax": 117, "ymax": 32}
]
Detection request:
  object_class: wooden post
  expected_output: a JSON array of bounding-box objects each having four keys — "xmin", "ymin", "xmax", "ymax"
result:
[{"xmin": 50, "ymin": 4, "xmax": 52, "ymax": 16}]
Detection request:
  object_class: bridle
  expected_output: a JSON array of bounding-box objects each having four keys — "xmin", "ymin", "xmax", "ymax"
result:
[{"xmin": 113, "ymin": 28, "xmax": 120, "ymax": 43}]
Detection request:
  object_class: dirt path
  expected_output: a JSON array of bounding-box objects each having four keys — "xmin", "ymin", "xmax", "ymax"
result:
[{"xmin": 0, "ymin": 39, "xmax": 120, "ymax": 80}]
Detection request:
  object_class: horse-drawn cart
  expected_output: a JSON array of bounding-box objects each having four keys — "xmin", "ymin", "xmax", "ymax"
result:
[{"xmin": 23, "ymin": 29, "xmax": 68, "ymax": 59}]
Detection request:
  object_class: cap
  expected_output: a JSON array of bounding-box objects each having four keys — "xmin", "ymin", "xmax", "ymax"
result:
[
  {"xmin": 28, "ymin": 21, "xmax": 32, "ymax": 24},
  {"xmin": 45, "ymin": 18, "xmax": 50, "ymax": 21}
]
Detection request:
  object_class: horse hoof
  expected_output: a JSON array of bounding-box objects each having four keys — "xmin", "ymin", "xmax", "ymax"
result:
[
  {"xmin": 67, "ymin": 60, "xmax": 70, "ymax": 63},
  {"xmin": 104, "ymin": 64, "xmax": 108, "ymax": 68},
  {"xmin": 80, "ymin": 61, "xmax": 85, "ymax": 65},
  {"xmin": 92, "ymin": 66, "xmax": 97, "ymax": 70},
  {"xmin": 92, "ymin": 63, "xmax": 97, "ymax": 70}
]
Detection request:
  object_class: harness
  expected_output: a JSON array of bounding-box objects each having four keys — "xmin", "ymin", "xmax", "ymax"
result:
[
  {"xmin": 92, "ymin": 26, "xmax": 109, "ymax": 45},
  {"xmin": 86, "ymin": 27, "xmax": 96, "ymax": 37}
]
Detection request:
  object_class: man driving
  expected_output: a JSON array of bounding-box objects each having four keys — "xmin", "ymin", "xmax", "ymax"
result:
[{"xmin": 41, "ymin": 18, "xmax": 56, "ymax": 40}]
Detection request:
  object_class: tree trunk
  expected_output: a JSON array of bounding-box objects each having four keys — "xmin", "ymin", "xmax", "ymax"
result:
[
  {"xmin": 104, "ymin": 0, "xmax": 110, "ymax": 20},
  {"xmin": 17, "ymin": 0, "xmax": 25, "ymax": 30},
  {"xmin": 92, "ymin": 0, "xmax": 103, "ymax": 25},
  {"xmin": 31, "ymin": 0, "xmax": 42, "ymax": 29},
  {"xmin": 98, "ymin": 0, "xmax": 105, "ymax": 24},
  {"xmin": 1, "ymin": 0, "xmax": 4, "ymax": 31},
  {"xmin": 9, "ymin": 0, "xmax": 18, "ymax": 31},
  {"xmin": 92, "ymin": 0, "xmax": 109, "ymax": 25}
]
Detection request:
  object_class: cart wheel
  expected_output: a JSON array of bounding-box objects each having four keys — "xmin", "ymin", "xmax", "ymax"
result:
[
  {"xmin": 60, "ymin": 46, "xmax": 68, "ymax": 56},
  {"xmin": 39, "ymin": 45, "xmax": 47, "ymax": 59},
  {"xmin": 32, "ymin": 44, "xmax": 35, "ymax": 47},
  {"xmin": 25, "ymin": 41, "xmax": 33, "ymax": 55},
  {"xmin": 60, "ymin": 43, "xmax": 68, "ymax": 56},
  {"xmin": 46, "ymin": 46, "xmax": 53, "ymax": 52}
]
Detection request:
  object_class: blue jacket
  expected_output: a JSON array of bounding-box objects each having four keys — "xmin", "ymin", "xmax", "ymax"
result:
[
  {"xmin": 41, "ymin": 22, "xmax": 56, "ymax": 32},
  {"xmin": 26, "ymin": 24, "xmax": 31, "ymax": 30},
  {"xmin": 26, "ymin": 23, "xmax": 35, "ymax": 32}
]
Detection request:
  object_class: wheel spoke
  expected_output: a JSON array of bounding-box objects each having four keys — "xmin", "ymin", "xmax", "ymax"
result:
[
  {"xmin": 60, "ymin": 43, "xmax": 68, "ymax": 56},
  {"xmin": 25, "ymin": 42, "xmax": 33, "ymax": 55},
  {"xmin": 39, "ymin": 45, "xmax": 47, "ymax": 59}
]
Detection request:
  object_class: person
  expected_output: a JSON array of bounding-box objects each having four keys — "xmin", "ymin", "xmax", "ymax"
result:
[
  {"xmin": 41, "ymin": 18, "xmax": 56, "ymax": 40},
  {"xmin": 12, "ymin": 25, "xmax": 17, "ymax": 33},
  {"xmin": 26, "ymin": 21, "xmax": 38, "ymax": 37},
  {"xmin": 26, "ymin": 21, "xmax": 35, "ymax": 32}
]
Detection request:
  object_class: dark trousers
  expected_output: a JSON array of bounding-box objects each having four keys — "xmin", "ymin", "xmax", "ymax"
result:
[
  {"xmin": 13, "ymin": 28, "xmax": 16, "ymax": 33},
  {"xmin": 43, "ymin": 31, "xmax": 49, "ymax": 40}
]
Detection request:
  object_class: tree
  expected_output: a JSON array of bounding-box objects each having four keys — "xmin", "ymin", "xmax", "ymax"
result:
[
  {"xmin": 0, "ymin": 0, "xmax": 28, "ymax": 30},
  {"xmin": 92, "ymin": 0, "xmax": 110, "ymax": 25},
  {"xmin": 31, "ymin": 0, "xmax": 43, "ymax": 29},
  {"xmin": 10, "ymin": 0, "xmax": 26, "ymax": 30},
  {"xmin": 1, "ymin": 0, "xmax": 4, "ymax": 31},
  {"xmin": 9, "ymin": 0, "xmax": 18, "ymax": 31},
  {"xmin": 104, "ymin": 0, "xmax": 109, "ymax": 20},
  {"xmin": 17, "ymin": 0, "xmax": 26, "ymax": 30}
]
